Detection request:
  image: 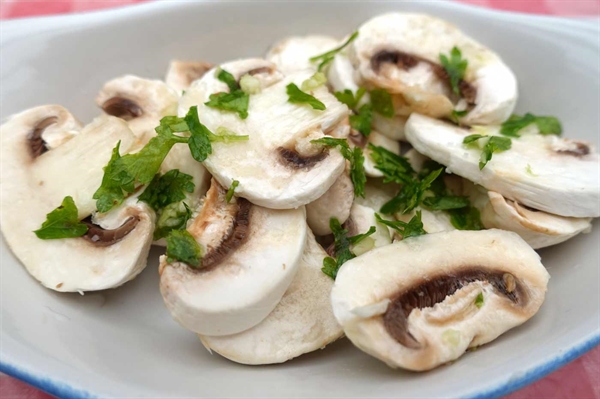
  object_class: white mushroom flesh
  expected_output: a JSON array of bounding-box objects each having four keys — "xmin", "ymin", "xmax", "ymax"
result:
[
  {"xmin": 159, "ymin": 180, "xmax": 306, "ymax": 336},
  {"xmin": 405, "ymin": 113, "xmax": 600, "ymax": 218},
  {"xmin": 199, "ymin": 229, "xmax": 343, "ymax": 364},
  {"xmin": 331, "ymin": 229, "xmax": 549, "ymax": 371},
  {"xmin": 178, "ymin": 59, "xmax": 349, "ymax": 209},
  {"xmin": 266, "ymin": 35, "xmax": 339, "ymax": 73},
  {"xmin": 165, "ymin": 60, "xmax": 213, "ymax": 92},
  {"xmin": 306, "ymin": 170, "xmax": 354, "ymax": 235}
]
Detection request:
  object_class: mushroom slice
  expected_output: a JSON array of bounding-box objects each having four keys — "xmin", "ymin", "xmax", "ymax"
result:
[
  {"xmin": 371, "ymin": 113, "xmax": 407, "ymax": 141},
  {"xmin": 346, "ymin": 204, "xmax": 392, "ymax": 251},
  {"xmin": 348, "ymin": 13, "xmax": 517, "ymax": 124},
  {"xmin": 266, "ymin": 35, "xmax": 339, "ymax": 73},
  {"xmin": 198, "ymin": 229, "xmax": 343, "ymax": 364},
  {"xmin": 463, "ymin": 181, "xmax": 592, "ymax": 249},
  {"xmin": 96, "ymin": 75, "xmax": 179, "ymax": 145},
  {"xmin": 0, "ymin": 111, "xmax": 153, "ymax": 291},
  {"xmin": 306, "ymin": 170, "xmax": 354, "ymax": 235},
  {"xmin": 165, "ymin": 60, "xmax": 213, "ymax": 92},
  {"xmin": 354, "ymin": 178, "xmax": 399, "ymax": 212},
  {"xmin": 159, "ymin": 179, "xmax": 306, "ymax": 336},
  {"xmin": 331, "ymin": 229, "xmax": 549, "ymax": 371},
  {"xmin": 327, "ymin": 53, "xmax": 361, "ymax": 94},
  {"xmin": 178, "ymin": 59, "xmax": 349, "ymax": 209},
  {"xmin": 405, "ymin": 113, "xmax": 600, "ymax": 218}
]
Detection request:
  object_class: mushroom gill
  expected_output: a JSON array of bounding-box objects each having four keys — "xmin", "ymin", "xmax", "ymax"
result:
[
  {"xmin": 277, "ymin": 147, "xmax": 329, "ymax": 170},
  {"xmin": 82, "ymin": 216, "xmax": 140, "ymax": 247},
  {"xmin": 28, "ymin": 116, "xmax": 59, "ymax": 158},
  {"xmin": 101, "ymin": 97, "xmax": 144, "ymax": 121}
]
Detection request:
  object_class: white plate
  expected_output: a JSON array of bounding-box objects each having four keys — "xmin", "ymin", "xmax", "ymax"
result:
[{"xmin": 1, "ymin": 1, "xmax": 598, "ymax": 398}]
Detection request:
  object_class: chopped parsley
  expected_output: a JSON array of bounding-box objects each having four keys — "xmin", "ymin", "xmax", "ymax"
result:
[
  {"xmin": 439, "ymin": 46, "xmax": 467, "ymax": 96},
  {"xmin": 301, "ymin": 72, "xmax": 327, "ymax": 92},
  {"xmin": 380, "ymin": 168, "xmax": 443, "ymax": 215},
  {"xmin": 450, "ymin": 109, "xmax": 468, "ymax": 124},
  {"xmin": 367, "ymin": 144, "xmax": 414, "ymax": 185},
  {"xmin": 311, "ymin": 137, "xmax": 366, "ymax": 197},
  {"xmin": 165, "ymin": 229, "xmax": 203, "ymax": 268},
  {"xmin": 349, "ymin": 104, "xmax": 372, "ymax": 136},
  {"xmin": 334, "ymin": 88, "xmax": 366, "ymax": 109},
  {"xmin": 463, "ymin": 134, "xmax": 512, "ymax": 170},
  {"xmin": 226, "ymin": 180, "xmax": 239, "ymax": 203},
  {"xmin": 375, "ymin": 211, "xmax": 427, "ymax": 239},
  {"xmin": 475, "ymin": 292, "xmax": 484, "ymax": 308},
  {"xmin": 500, "ymin": 113, "xmax": 562, "ymax": 137},
  {"xmin": 309, "ymin": 31, "xmax": 359, "ymax": 71},
  {"xmin": 286, "ymin": 83, "xmax": 326, "ymax": 110},
  {"xmin": 139, "ymin": 169, "xmax": 194, "ymax": 212},
  {"xmin": 205, "ymin": 68, "xmax": 250, "ymax": 119},
  {"xmin": 449, "ymin": 205, "xmax": 483, "ymax": 231},
  {"xmin": 370, "ymin": 89, "xmax": 395, "ymax": 118},
  {"xmin": 94, "ymin": 106, "xmax": 247, "ymax": 213},
  {"xmin": 153, "ymin": 201, "xmax": 192, "ymax": 241},
  {"xmin": 34, "ymin": 196, "xmax": 88, "ymax": 239},
  {"xmin": 321, "ymin": 217, "xmax": 376, "ymax": 279},
  {"xmin": 422, "ymin": 195, "xmax": 470, "ymax": 210}
]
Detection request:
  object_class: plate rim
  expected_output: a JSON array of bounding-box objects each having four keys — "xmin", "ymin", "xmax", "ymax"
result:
[{"xmin": 1, "ymin": 1, "xmax": 599, "ymax": 398}]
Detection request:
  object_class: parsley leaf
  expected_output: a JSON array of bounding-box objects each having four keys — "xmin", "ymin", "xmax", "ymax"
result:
[
  {"xmin": 226, "ymin": 180, "xmax": 240, "ymax": 203},
  {"xmin": 321, "ymin": 217, "xmax": 375, "ymax": 279},
  {"xmin": 370, "ymin": 89, "xmax": 394, "ymax": 118},
  {"xmin": 500, "ymin": 113, "xmax": 562, "ymax": 137},
  {"xmin": 439, "ymin": 46, "xmax": 468, "ymax": 96},
  {"xmin": 286, "ymin": 83, "xmax": 326, "ymax": 110},
  {"xmin": 310, "ymin": 31, "xmax": 359, "ymax": 71},
  {"xmin": 311, "ymin": 137, "xmax": 367, "ymax": 197},
  {"xmin": 450, "ymin": 109, "xmax": 468, "ymax": 124},
  {"xmin": 154, "ymin": 201, "xmax": 192, "ymax": 241},
  {"xmin": 93, "ymin": 142, "xmax": 134, "ymax": 213},
  {"xmin": 334, "ymin": 88, "xmax": 366, "ymax": 109},
  {"xmin": 367, "ymin": 143, "xmax": 414, "ymax": 185},
  {"xmin": 475, "ymin": 292, "xmax": 484, "ymax": 308},
  {"xmin": 205, "ymin": 90, "xmax": 249, "ymax": 119},
  {"xmin": 422, "ymin": 195, "xmax": 470, "ymax": 210},
  {"xmin": 375, "ymin": 211, "xmax": 427, "ymax": 240},
  {"xmin": 216, "ymin": 68, "xmax": 239, "ymax": 92},
  {"xmin": 449, "ymin": 206, "xmax": 483, "ymax": 230},
  {"xmin": 380, "ymin": 168, "xmax": 443, "ymax": 215},
  {"xmin": 463, "ymin": 135, "xmax": 512, "ymax": 169},
  {"xmin": 350, "ymin": 103, "xmax": 372, "ymax": 136},
  {"xmin": 34, "ymin": 196, "xmax": 89, "ymax": 239},
  {"xmin": 139, "ymin": 169, "xmax": 194, "ymax": 211},
  {"xmin": 166, "ymin": 229, "xmax": 203, "ymax": 268}
]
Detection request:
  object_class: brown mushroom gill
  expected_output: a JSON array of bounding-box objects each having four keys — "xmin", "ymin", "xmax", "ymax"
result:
[
  {"xmin": 348, "ymin": 129, "xmax": 368, "ymax": 148},
  {"xmin": 28, "ymin": 116, "xmax": 58, "ymax": 158},
  {"xmin": 383, "ymin": 268, "xmax": 528, "ymax": 349},
  {"xmin": 102, "ymin": 97, "xmax": 143, "ymax": 121},
  {"xmin": 278, "ymin": 147, "xmax": 328, "ymax": 170},
  {"xmin": 81, "ymin": 216, "xmax": 140, "ymax": 247},
  {"xmin": 370, "ymin": 50, "xmax": 477, "ymax": 105},
  {"xmin": 556, "ymin": 142, "xmax": 590, "ymax": 157}
]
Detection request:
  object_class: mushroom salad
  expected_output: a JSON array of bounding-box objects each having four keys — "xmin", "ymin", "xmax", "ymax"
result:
[{"xmin": 1, "ymin": 12, "xmax": 598, "ymax": 371}]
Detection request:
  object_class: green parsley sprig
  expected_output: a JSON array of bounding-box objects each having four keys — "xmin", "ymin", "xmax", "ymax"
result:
[
  {"xmin": 309, "ymin": 31, "xmax": 359, "ymax": 71},
  {"xmin": 321, "ymin": 217, "xmax": 376, "ymax": 279},
  {"xmin": 334, "ymin": 88, "xmax": 366, "ymax": 109},
  {"xmin": 439, "ymin": 46, "xmax": 468, "ymax": 96},
  {"xmin": 226, "ymin": 180, "xmax": 240, "ymax": 203},
  {"xmin": 500, "ymin": 113, "xmax": 562, "ymax": 137},
  {"xmin": 139, "ymin": 169, "xmax": 194, "ymax": 211},
  {"xmin": 34, "ymin": 196, "xmax": 89, "ymax": 239},
  {"xmin": 370, "ymin": 89, "xmax": 395, "ymax": 118},
  {"xmin": 165, "ymin": 229, "xmax": 203, "ymax": 268},
  {"xmin": 463, "ymin": 134, "xmax": 512, "ymax": 170},
  {"xmin": 375, "ymin": 211, "xmax": 427, "ymax": 239},
  {"xmin": 286, "ymin": 83, "xmax": 326, "ymax": 110},
  {"xmin": 311, "ymin": 137, "xmax": 366, "ymax": 197},
  {"xmin": 205, "ymin": 68, "xmax": 250, "ymax": 119}
]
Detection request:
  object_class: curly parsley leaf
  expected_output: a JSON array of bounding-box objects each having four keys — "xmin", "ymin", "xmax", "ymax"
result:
[
  {"xmin": 334, "ymin": 88, "xmax": 366, "ymax": 109},
  {"xmin": 309, "ymin": 31, "xmax": 359, "ymax": 71},
  {"xmin": 139, "ymin": 169, "xmax": 194, "ymax": 211},
  {"xmin": 311, "ymin": 137, "xmax": 367, "ymax": 197},
  {"xmin": 368, "ymin": 144, "xmax": 414, "ymax": 185},
  {"xmin": 439, "ymin": 46, "xmax": 468, "ymax": 96},
  {"xmin": 321, "ymin": 217, "xmax": 375, "ymax": 279},
  {"xmin": 375, "ymin": 211, "xmax": 427, "ymax": 240},
  {"xmin": 350, "ymin": 103, "xmax": 373, "ymax": 137},
  {"xmin": 226, "ymin": 180, "xmax": 240, "ymax": 203},
  {"xmin": 370, "ymin": 89, "xmax": 394, "ymax": 118},
  {"xmin": 500, "ymin": 113, "xmax": 562, "ymax": 137},
  {"xmin": 449, "ymin": 206, "xmax": 483, "ymax": 231},
  {"xmin": 380, "ymin": 168, "xmax": 443, "ymax": 215},
  {"xmin": 166, "ymin": 229, "xmax": 203, "ymax": 268},
  {"xmin": 154, "ymin": 201, "xmax": 192, "ymax": 241},
  {"xmin": 286, "ymin": 83, "xmax": 326, "ymax": 110},
  {"xmin": 34, "ymin": 196, "xmax": 89, "ymax": 239}
]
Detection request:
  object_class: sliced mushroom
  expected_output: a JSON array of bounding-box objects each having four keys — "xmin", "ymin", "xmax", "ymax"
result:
[
  {"xmin": 331, "ymin": 229, "xmax": 549, "ymax": 371},
  {"xmin": 405, "ymin": 113, "xmax": 600, "ymax": 218},
  {"xmin": 371, "ymin": 113, "xmax": 407, "ymax": 141},
  {"xmin": 306, "ymin": 170, "xmax": 354, "ymax": 235},
  {"xmin": 96, "ymin": 75, "xmax": 179, "ymax": 145},
  {"xmin": 198, "ymin": 229, "xmax": 343, "ymax": 364},
  {"xmin": 463, "ymin": 180, "xmax": 592, "ymax": 249},
  {"xmin": 346, "ymin": 203, "xmax": 392, "ymax": 251},
  {"xmin": 0, "ymin": 110, "xmax": 154, "ymax": 291},
  {"xmin": 178, "ymin": 59, "xmax": 349, "ymax": 209},
  {"xmin": 348, "ymin": 13, "xmax": 517, "ymax": 124},
  {"xmin": 354, "ymin": 178, "xmax": 399, "ymax": 212},
  {"xmin": 159, "ymin": 179, "xmax": 306, "ymax": 336},
  {"xmin": 327, "ymin": 52, "xmax": 362, "ymax": 95},
  {"xmin": 265, "ymin": 35, "xmax": 339, "ymax": 73},
  {"xmin": 165, "ymin": 60, "xmax": 213, "ymax": 92}
]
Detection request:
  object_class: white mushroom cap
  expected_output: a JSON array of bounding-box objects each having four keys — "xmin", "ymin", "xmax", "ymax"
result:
[
  {"xmin": 327, "ymin": 53, "xmax": 361, "ymax": 94},
  {"xmin": 178, "ymin": 59, "xmax": 349, "ymax": 209},
  {"xmin": 198, "ymin": 229, "xmax": 343, "ymax": 364},
  {"xmin": 348, "ymin": 13, "xmax": 517, "ymax": 124},
  {"xmin": 266, "ymin": 35, "xmax": 339, "ymax": 73},
  {"xmin": 331, "ymin": 229, "xmax": 549, "ymax": 371},
  {"xmin": 371, "ymin": 113, "xmax": 407, "ymax": 141},
  {"xmin": 354, "ymin": 178, "xmax": 399, "ymax": 212},
  {"xmin": 346, "ymin": 203, "xmax": 392, "ymax": 250},
  {"xmin": 464, "ymin": 181, "xmax": 592, "ymax": 249},
  {"xmin": 159, "ymin": 180, "xmax": 306, "ymax": 336},
  {"xmin": 405, "ymin": 113, "xmax": 600, "ymax": 218},
  {"xmin": 306, "ymin": 170, "xmax": 354, "ymax": 235},
  {"xmin": 96, "ymin": 75, "xmax": 179, "ymax": 145},
  {"xmin": 165, "ymin": 60, "xmax": 213, "ymax": 92},
  {"xmin": 0, "ymin": 110, "xmax": 154, "ymax": 292}
]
